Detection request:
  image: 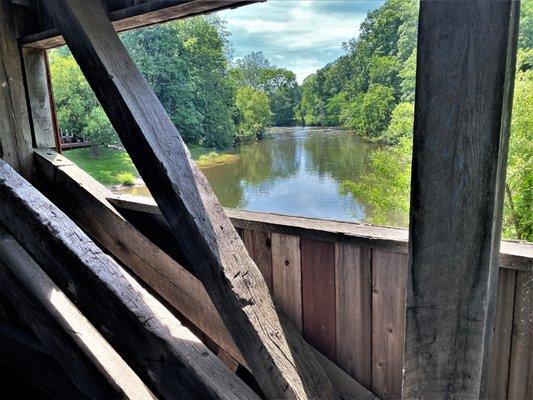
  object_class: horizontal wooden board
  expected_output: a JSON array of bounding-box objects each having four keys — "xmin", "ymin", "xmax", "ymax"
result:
[{"xmin": 108, "ymin": 194, "xmax": 533, "ymax": 271}]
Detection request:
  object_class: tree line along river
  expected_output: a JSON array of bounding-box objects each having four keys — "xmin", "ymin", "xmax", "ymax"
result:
[{"xmin": 118, "ymin": 127, "xmax": 409, "ymax": 229}]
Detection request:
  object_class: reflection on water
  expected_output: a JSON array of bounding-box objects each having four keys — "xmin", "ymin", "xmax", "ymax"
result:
[{"xmin": 120, "ymin": 127, "xmax": 408, "ymax": 227}]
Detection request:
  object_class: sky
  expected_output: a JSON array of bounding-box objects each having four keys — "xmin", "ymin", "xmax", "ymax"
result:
[{"xmin": 218, "ymin": 0, "xmax": 384, "ymax": 83}]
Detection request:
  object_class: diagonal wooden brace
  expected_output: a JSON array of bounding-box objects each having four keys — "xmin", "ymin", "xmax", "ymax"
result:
[{"xmin": 40, "ymin": 0, "xmax": 334, "ymax": 398}]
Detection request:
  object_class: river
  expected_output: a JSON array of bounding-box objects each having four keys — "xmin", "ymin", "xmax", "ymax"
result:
[{"xmin": 118, "ymin": 127, "xmax": 409, "ymax": 228}]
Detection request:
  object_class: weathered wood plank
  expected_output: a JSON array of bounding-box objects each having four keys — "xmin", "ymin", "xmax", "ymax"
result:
[
  {"xmin": 0, "ymin": 159, "xmax": 260, "ymax": 399},
  {"xmin": 35, "ymin": 150, "xmax": 379, "ymax": 400},
  {"xmin": 372, "ymin": 250, "xmax": 407, "ymax": 400},
  {"xmin": 301, "ymin": 238, "xmax": 336, "ymax": 361},
  {"xmin": 218, "ymin": 348, "xmax": 240, "ymax": 373},
  {"xmin": 107, "ymin": 194, "xmax": 533, "ymax": 272},
  {"xmin": 21, "ymin": 47, "xmax": 56, "ymax": 148},
  {"xmin": 0, "ymin": 0, "xmax": 33, "ymax": 177},
  {"xmin": 335, "ymin": 243, "xmax": 372, "ymax": 389},
  {"xmin": 403, "ymin": 1, "xmax": 520, "ymax": 398},
  {"xmin": 487, "ymin": 268, "xmax": 517, "ymax": 399},
  {"xmin": 41, "ymin": 0, "xmax": 333, "ymax": 397},
  {"xmin": 507, "ymin": 270, "xmax": 532, "ymax": 399},
  {"xmin": 271, "ymin": 233, "xmax": 302, "ymax": 332},
  {"xmin": 243, "ymin": 229, "xmax": 273, "ymax": 291},
  {"xmin": 34, "ymin": 149, "xmax": 244, "ymax": 365},
  {"xmin": 0, "ymin": 225, "xmax": 155, "ymax": 400}
]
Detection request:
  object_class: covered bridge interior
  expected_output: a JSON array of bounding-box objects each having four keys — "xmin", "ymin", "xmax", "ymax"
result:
[{"xmin": 0, "ymin": 0, "xmax": 531, "ymax": 399}]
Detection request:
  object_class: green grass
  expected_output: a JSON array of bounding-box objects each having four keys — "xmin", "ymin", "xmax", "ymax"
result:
[
  {"xmin": 64, "ymin": 148, "xmax": 139, "ymax": 186},
  {"xmin": 64, "ymin": 145, "xmax": 238, "ymax": 186}
]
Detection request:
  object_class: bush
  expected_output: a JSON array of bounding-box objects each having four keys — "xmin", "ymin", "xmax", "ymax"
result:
[{"xmin": 115, "ymin": 172, "xmax": 136, "ymax": 186}]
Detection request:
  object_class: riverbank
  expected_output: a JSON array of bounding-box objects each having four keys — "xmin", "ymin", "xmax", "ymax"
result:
[{"xmin": 64, "ymin": 145, "xmax": 238, "ymax": 186}]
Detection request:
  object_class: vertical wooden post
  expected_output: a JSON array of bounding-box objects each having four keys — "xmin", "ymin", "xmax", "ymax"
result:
[
  {"xmin": 403, "ymin": 1, "xmax": 520, "ymax": 399},
  {"xmin": 22, "ymin": 48, "xmax": 58, "ymax": 150},
  {"xmin": 0, "ymin": 0, "xmax": 33, "ymax": 178}
]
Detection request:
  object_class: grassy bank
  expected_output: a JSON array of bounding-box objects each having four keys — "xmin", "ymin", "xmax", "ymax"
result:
[{"xmin": 64, "ymin": 145, "xmax": 237, "ymax": 186}]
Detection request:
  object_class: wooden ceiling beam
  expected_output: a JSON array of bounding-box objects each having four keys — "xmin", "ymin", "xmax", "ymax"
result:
[{"xmin": 19, "ymin": 0, "xmax": 262, "ymax": 49}]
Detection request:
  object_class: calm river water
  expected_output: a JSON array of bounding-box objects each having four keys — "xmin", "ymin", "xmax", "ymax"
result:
[{"xmin": 119, "ymin": 127, "xmax": 408, "ymax": 227}]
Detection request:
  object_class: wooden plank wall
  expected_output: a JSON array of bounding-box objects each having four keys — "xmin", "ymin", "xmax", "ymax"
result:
[
  {"xmin": 238, "ymin": 225, "xmax": 531, "ymax": 399},
  {"xmin": 240, "ymin": 229, "xmax": 408, "ymax": 398}
]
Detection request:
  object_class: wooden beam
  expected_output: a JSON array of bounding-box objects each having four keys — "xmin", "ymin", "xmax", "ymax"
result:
[
  {"xmin": 34, "ymin": 149, "xmax": 246, "ymax": 367},
  {"xmin": 21, "ymin": 48, "xmax": 57, "ymax": 149},
  {"xmin": 20, "ymin": 0, "xmax": 262, "ymax": 49},
  {"xmin": 0, "ymin": 0, "xmax": 33, "ymax": 177},
  {"xmin": 403, "ymin": 1, "xmax": 520, "ymax": 399},
  {"xmin": 107, "ymin": 193, "xmax": 533, "ymax": 272},
  {"xmin": 34, "ymin": 149, "xmax": 380, "ymax": 400},
  {"xmin": 40, "ymin": 1, "xmax": 333, "ymax": 398},
  {"xmin": 0, "ymin": 226, "xmax": 138, "ymax": 399},
  {"xmin": 0, "ymin": 159, "xmax": 260, "ymax": 400}
]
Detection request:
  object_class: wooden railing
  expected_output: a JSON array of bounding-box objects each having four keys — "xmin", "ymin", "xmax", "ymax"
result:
[
  {"xmin": 108, "ymin": 194, "xmax": 532, "ymax": 400},
  {"xmin": 35, "ymin": 149, "xmax": 532, "ymax": 400}
]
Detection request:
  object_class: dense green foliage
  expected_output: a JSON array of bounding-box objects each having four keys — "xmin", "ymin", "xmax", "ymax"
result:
[
  {"xmin": 49, "ymin": 17, "xmax": 298, "ymax": 151},
  {"xmin": 336, "ymin": 0, "xmax": 532, "ymax": 240},
  {"xmin": 298, "ymin": 0, "xmax": 418, "ymax": 137},
  {"xmin": 231, "ymin": 52, "xmax": 300, "ymax": 126},
  {"xmin": 49, "ymin": 50, "xmax": 118, "ymax": 149},
  {"xmin": 235, "ymin": 86, "xmax": 272, "ymax": 140}
]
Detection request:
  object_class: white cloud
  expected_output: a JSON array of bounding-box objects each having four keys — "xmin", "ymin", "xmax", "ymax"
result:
[{"xmin": 218, "ymin": 0, "xmax": 382, "ymax": 83}]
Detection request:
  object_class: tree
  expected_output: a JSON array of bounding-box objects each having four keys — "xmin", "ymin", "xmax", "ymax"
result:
[
  {"xmin": 232, "ymin": 53, "xmax": 300, "ymax": 126},
  {"xmin": 382, "ymin": 102, "xmax": 414, "ymax": 144},
  {"xmin": 399, "ymin": 51, "xmax": 417, "ymax": 102},
  {"xmin": 503, "ymin": 57, "xmax": 532, "ymax": 240},
  {"xmin": 49, "ymin": 50, "xmax": 118, "ymax": 150},
  {"xmin": 121, "ymin": 23, "xmax": 203, "ymax": 144},
  {"xmin": 175, "ymin": 16, "xmax": 237, "ymax": 148},
  {"xmin": 235, "ymin": 86, "xmax": 272, "ymax": 141},
  {"xmin": 341, "ymin": 84, "xmax": 396, "ymax": 138}
]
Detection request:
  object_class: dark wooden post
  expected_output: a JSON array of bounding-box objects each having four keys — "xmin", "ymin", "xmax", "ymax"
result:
[
  {"xmin": 40, "ymin": 1, "xmax": 333, "ymax": 398},
  {"xmin": 0, "ymin": 0, "xmax": 33, "ymax": 178},
  {"xmin": 403, "ymin": 1, "xmax": 520, "ymax": 399}
]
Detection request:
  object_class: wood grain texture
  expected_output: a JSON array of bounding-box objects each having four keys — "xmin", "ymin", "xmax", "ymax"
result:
[
  {"xmin": 0, "ymin": 225, "xmax": 155, "ymax": 400},
  {"xmin": 0, "ymin": 159, "xmax": 260, "ymax": 400},
  {"xmin": 372, "ymin": 250, "xmax": 407, "ymax": 400},
  {"xmin": 403, "ymin": 1, "xmax": 520, "ymax": 398},
  {"xmin": 34, "ymin": 149, "xmax": 245, "ymax": 367},
  {"xmin": 40, "ymin": 1, "xmax": 333, "ymax": 397},
  {"xmin": 108, "ymin": 194, "xmax": 533, "ymax": 271},
  {"xmin": 271, "ymin": 233, "xmax": 302, "ymax": 332},
  {"xmin": 301, "ymin": 238, "xmax": 336, "ymax": 362},
  {"xmin": 21, "ymin": 48, "xmax": 55, "ymax": 148},
  {"xmin": 0, "ymin": 0, "xmax": 33, "ymax": 177},
  {"xmin": 507, "ymin": 270, "xmax": 532, "ymax": 399},
  {"xmin": 34, "ymin": 150, "xmax": 379, "ymax": 400},
  {"xmin": 243, "ymin": 229, "xmax": 273, "ymax": 291},
  {"xmin": 335, "ymin": 243, "xmax": 372, "ymax": 389},
  {"xmin": 487, "ymin": 268, "xmax": 517, "ymax": 399}
]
